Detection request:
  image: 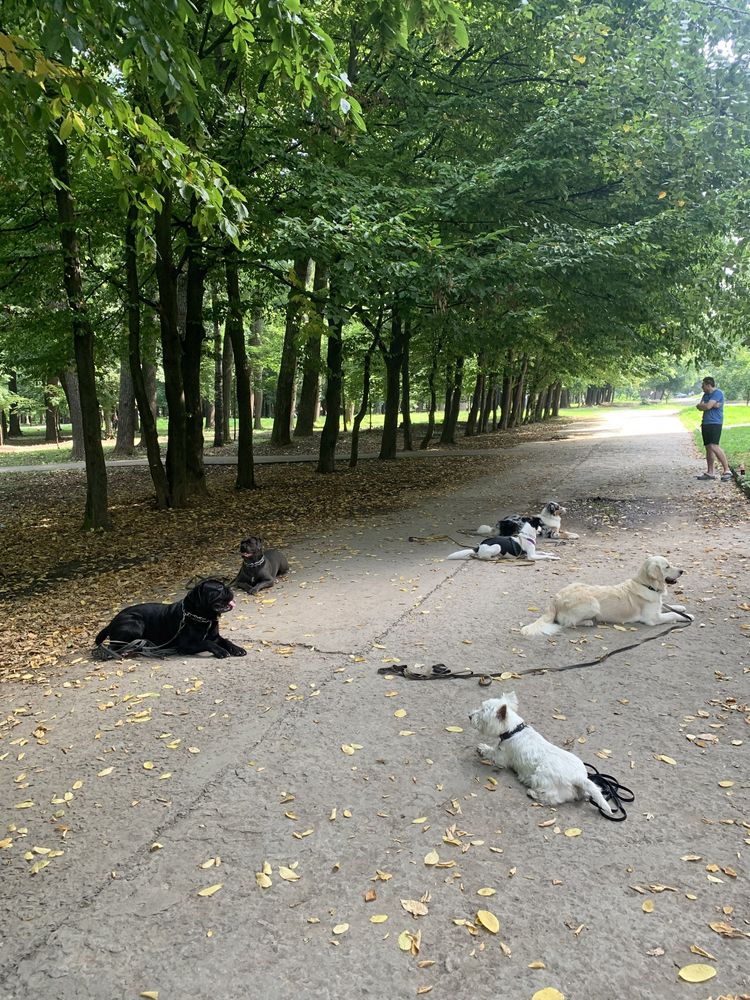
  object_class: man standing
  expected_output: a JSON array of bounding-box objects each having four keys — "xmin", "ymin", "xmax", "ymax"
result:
[{"xmin": 696, "ymin": 376, "xmax": 731, "ymax": 481}]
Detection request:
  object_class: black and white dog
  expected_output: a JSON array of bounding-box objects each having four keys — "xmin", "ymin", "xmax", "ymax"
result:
[
  {"xmin": 447, "ymin": 521, "xmax": 560, "ymax": 561},
  {"xmin": 478, "ymin": 501, "xmax": 579, "ymax": 541}
]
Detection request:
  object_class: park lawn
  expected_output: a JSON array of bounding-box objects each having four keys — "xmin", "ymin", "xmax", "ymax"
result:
[
  {"xmin": 678, "ymin": 403, "xmax": 750, "ymax": 470},
  {"xmin": 558, "ymin": 402, "xmax": 680, "ymax": 419}
]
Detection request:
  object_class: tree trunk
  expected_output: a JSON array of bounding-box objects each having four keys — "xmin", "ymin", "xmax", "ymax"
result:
[
  {"xmin": 272, "ymin": 256, "xmax": 309, "ymax": 446},
  {"xmin": 465, "ymin": 359, "xmax": 484, "ymax": 437},
  {"xmin": 112, "ymin": 356, "xmax": 136, "ymax": 456},
  {"xmin": 400, "ymin": 317, "xmax": 413, "ymax": 451},
  {"xmin": 44, "ymin": 376, "xmax": 60, "ymax": 443},
  {"xmin": 125, "ymin": 203, "xmax": 170, "ymax": 508},
  {"xmin": 60, "ymin": 369, "xmax": 85, "ymax": 459},
  {"xmin": 211, "ymin": 281, "xmax": 224, "ymax": 447},
  {"xmin": 419, "ymin": 343, "xmax": 439, "ymax": 450},
  {"xmin": 500, "ymin": 351, "xmax": 514, "ymax": 429},
  {"xmin": 182, "ymin": 228, "xmax": 208, "ymax": 495},
  {"xmin": 296, "ymin": 260, "xmax": 326, "ymax": 437},
  {"xmin": 509, "ymin": 356, "xmax": 528, "ymax": 428},
  {"xmin": 480, "ymin": 372, "xmax": 496, "ymax": 433},
  {"xmin": 154, "ymin": 185, "xmax": 188, "ymax": 507},
  {"xmin": 350, "ymin": 330, "xmax": 379, "ymax": 468},
  {"xmin": 8, "ymin": 371, "xmax": 22, "ymax": 437},
  {"xmin": 440, "ymin": 356, "xmax": 464, "ymax": 445},
  {"xmin": 249, "ymin": 307, "xmax": 264, "ymax": 431},
  {"xmin": 379, "ymin": 309, "xmax": 408, "ymax": 460},
  {"xmin": 226, "ymin": 250, "xmax": 255, "ymax": 489},
  {"xmin": 222, "ymin": 323, "xmax": 233, "ymax": 442},
  {"xmin": 48, "ymin": 130, "xmax": 110, "ymax": 529},
  {"xmin": 317, "ymin": 284, "xmax": 343, "ymax": 474}
]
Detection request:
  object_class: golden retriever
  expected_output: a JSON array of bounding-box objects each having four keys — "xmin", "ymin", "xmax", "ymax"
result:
[{"xmin": 521, "ymin": 555, "xmax": 691, "ymax": 636}]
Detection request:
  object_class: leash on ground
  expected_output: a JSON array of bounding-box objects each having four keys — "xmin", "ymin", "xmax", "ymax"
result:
[
  {"xmin": 377, "ymin": 663, "xmax": 494, "ymax": 685},
  {"xmin": 585, "ymin": 763, "xmax": 634, "ymax": 821},
  {"xmin": 514, "ymin": 606, "xmax": 693, "ymax": 677},
  {"xmin": 377, "ymin": 607, "xmax": 692, "ymax": 684}
]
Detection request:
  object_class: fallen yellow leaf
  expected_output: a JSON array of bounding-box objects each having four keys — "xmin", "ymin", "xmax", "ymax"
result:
[
  {"xmin": 718, "ymin": 780, "xmax": 734, "ymax": 788},
  {"xmin": 642, "ymin": 900, "xmax": 654, "ymax": 913},
  {"xmin": 532, "ymin": 990, "xmax": 565, "ymax": 1000},
  {"xmin": 398, "ymin": 931, "xmax": 413, "ymax": 952},
  {"xmin": 140, "ymin": 993, "xmax": 159, "ymax": 999},
  {"xmin": 196, "ymin": 884, "xmax": 223, "ymax": 897},
  {"xmin": 370, "ymin": 914, "xmax": 389, "ymax": 923},
  {"xmin": 564, "ymin": 828, "xmax": 582, "ymax": 838},
  {"xmin": 255, "ymin": 872, "xmax": 272, "ymax": 888},
  {"xmin": 423, "ymin": 851, "xmax": 439, "ymax": 866},
  {"xmin": 412, "ymin": 817, "xmax": 428, "ymax": 824},
  {"xmin": 477, "ymin": 888, "xmax": 496, "ymax": 897},
  {"xmin": 476, "ymin": 909, "xmax": 499, "ymax": 934},
  {"xmin": 528, "ymin": 961, "xmax": 546, "ymax": 969},
  {"xmin": 653, "ymin": 754, "xmax": 676, "ymax": 766},
  {"xmin": 278, "ymin": 866, "xmax": 301, "ymax": 881},
  {"xmin": 677, "ymin": 964, "xmax": 716, "ymax": 983},
  {"xmin": 445, "ymin": 726, "xmax": 463, "ymax": 733},
  {"xmin": 332, "ymin": 923, "xmax": 349, "ymax": 935},
  {"xmin": 97, "ymin": 767, "xmax": 113, "ymax": 777},
  {"xmin": 394, "ymin": 709, "xmax": 407, "ymax": 718}
]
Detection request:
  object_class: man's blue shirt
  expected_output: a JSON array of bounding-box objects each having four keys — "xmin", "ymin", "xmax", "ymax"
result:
[{"xmin": 701, "ymin": 388, "xmax": 724, "ymax": 425}]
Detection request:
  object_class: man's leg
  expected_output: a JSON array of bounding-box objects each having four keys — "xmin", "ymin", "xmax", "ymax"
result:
[
  {"xmin": 710, "ymin": 443, "xmax": 730, "ymax": 475},
  {"xmin": 705, "ymin": 443, "xmax": 715, "ymax": 475}
]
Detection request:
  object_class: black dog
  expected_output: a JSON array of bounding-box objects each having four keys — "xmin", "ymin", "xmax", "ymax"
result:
[
  {"xmin": 233, "ymin": 536, "xmax": 289, "ymax": 595},
  {"xmin": 94, "ymin": 579, "xmax": 247, "ymax": 659}
]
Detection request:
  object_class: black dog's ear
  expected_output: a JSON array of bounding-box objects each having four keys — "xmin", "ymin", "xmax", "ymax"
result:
[{"xmin": 496, "ymin": 704, "xmax": 507, "ymax": 721}]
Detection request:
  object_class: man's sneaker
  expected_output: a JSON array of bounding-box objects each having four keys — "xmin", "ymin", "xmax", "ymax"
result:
[
  {"xmin": 696, "ymin": 473, "xmax": 716, "ymax": 480},
  {"xmin": 720, "ymin": 472, "xmax": 733, "ymax": 481}
]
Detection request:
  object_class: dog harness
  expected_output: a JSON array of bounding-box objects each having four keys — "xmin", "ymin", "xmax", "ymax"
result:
[{"xmin": 497, "ymin": 722, "xmax": 527, "ymax": 743}]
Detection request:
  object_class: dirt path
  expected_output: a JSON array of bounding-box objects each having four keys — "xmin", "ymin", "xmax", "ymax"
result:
[{"xmin": 1, "ymin": 409, "xmax": 748, "ymax": 1000}]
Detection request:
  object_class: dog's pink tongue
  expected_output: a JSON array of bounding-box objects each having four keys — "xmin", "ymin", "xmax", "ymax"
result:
[{"xmin": 229, "ymin": 600, "xmax": 235, "ymax": 610}]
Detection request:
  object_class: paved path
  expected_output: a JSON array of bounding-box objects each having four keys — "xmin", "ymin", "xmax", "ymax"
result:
[{"xmin": 1, "ymin": 409, "xmax": 748, "ymax": 1000}]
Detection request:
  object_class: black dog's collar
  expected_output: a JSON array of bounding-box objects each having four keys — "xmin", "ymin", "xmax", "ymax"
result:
[
  {"xmin": 181, "ymin": 602, "xmax": 213, "ymax": 624},
  {"xmin": 498, "ymin": 722, "xmax": 527, "ymax": 743},
  {"xmin": 243, "ymin": 556, "xmax": 265, "ymax": 568}
]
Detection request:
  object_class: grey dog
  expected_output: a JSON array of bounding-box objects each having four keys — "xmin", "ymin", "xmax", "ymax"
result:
[{"xmin": 233, "ymin": 536, "xmax": 289, "ymax": 595}]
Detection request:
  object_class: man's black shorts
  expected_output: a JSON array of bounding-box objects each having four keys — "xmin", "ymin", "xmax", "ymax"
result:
[{"xmin": 702, "ymin": 424, "xmax": 723, "ymax": 446}]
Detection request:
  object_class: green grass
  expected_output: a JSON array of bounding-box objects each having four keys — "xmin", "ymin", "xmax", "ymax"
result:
[
  {"xmin": 558, "ymin": 401, "xmax": 681, "ymax": 419},
  {"xmin": 678, "ymin": 403, "xmax": 750, "ymax": 469}
]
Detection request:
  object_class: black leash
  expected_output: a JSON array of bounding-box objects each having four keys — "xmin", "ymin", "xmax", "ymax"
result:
[
  {"xmin": 515, "ymin": 612, "xmax": 693, "ymax": 677},
  {"xmin": 377, "ymin": 663, "xmax": 493, "ymax": 685},
  {"xmin": 585, "ymin": 763, "xmax": 634, "ymax": 821}
]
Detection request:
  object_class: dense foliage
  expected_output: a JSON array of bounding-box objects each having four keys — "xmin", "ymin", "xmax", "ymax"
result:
[{"xmin": 1, "ymin": 0, "xmax": 748, "ymax": 524}]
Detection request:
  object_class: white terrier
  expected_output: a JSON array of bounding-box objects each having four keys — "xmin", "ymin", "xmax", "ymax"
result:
[
  {"xmin": 469, "ymin": 693, "xmax": 613, "ymax": 814},
  {"xmin": 447, "ymin": 521, "xmax": 560, "ymax": 562}
]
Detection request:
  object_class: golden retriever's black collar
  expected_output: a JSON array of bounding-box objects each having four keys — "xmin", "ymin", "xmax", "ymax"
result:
[
  {"xmin": 643, "ymin": 583, "xmax": 661, "ymax": 593},
  {"xmin": 498, "ymin": 722, "xmax": 527, "ymax": 743}
]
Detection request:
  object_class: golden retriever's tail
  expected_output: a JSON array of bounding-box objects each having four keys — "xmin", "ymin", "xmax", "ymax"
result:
[{"xmin": 520, "ymin": 607, "xmax": 561, "ymax": 636}]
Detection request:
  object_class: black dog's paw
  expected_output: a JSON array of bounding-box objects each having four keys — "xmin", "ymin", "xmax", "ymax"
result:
[
  {"xmin": 213, "ymin": 648, "xmax": 232, "ymax": 658},
  {"xmin": 225, "ymin": 643, "xmax": 248, "ymax": 657}
]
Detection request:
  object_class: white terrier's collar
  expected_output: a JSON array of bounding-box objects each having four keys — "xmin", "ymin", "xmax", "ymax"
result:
[{"xmin": 497, "ymin": 721, "xmax": 527, "ymax": 743}]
